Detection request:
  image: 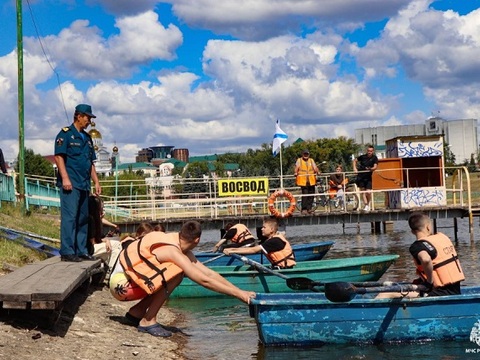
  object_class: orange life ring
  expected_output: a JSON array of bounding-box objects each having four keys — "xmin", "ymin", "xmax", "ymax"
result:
[{"xmin": 268, "ymin": 190, "xmax": 296, "ymax": 218}]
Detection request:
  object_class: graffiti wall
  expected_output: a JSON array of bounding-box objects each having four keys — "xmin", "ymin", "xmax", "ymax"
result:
[
  {"xmin": 386, "ymin": 139, "xmax": 444, "ymax": 158},
  {"xmin": 387, "ymin": 187, "xmax": 447, "ymax": 209}
]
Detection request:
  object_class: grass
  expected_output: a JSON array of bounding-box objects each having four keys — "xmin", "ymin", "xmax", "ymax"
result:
[
  {"xmin": 0, "ymin": 239, "xmax": 46, "ymax": 268},
  {"xmin": 0, "ymin": 203, "xmax": 58, "ymax": 270},
  {"xmin": 0, "ymin": 203, "xmax": 60, "ymax": 239}
]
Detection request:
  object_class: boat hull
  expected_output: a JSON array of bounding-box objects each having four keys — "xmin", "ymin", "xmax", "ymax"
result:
[
  {"xmin": 170, "ymin": 254, "xmax": 399, "ymax": 298},
  {"xmin": 249, "ymin": 286, "xmax": 480, "ymax": 346},
  {"xmin": 194, "ymin": 241, "xmax": 334, "ymax": 266}
]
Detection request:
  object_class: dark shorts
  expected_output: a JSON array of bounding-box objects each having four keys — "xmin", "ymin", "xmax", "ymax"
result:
[
  {"xmin": 427, "ymin": 282, "xmax": 461, "ymax": 297},
  {"xmin": 356, "ymin": 174, "xmax": 372, "ymax": 189}
]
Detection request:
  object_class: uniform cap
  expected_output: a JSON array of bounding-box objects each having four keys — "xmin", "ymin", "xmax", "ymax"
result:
[{"xmin": 75, "ymin": 104, "xmax": 96, "ymax": 118}]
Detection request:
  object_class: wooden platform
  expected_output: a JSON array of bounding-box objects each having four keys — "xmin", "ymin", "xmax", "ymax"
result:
[{"xmin": 0, "ymin": 256, "xmax": 102, "ymax": 310}]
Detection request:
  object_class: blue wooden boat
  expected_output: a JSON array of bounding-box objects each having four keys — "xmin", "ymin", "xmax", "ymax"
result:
[
  {"xmin": 169, "ymin": 254, "xmax": 398, "ymax": 298},
  {"xmin": 194, "ymin": 241, "xmax": 334, "ymax": 266},
  {"xmin": 249, "ymin": 286, "xmax": 480, "ymax": 346},
  {"xmin": 0, "ymin": 226, "xmax": 60, "ymax": 258}
]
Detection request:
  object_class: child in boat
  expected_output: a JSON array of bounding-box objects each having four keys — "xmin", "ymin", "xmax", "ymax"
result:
[
  {"xmin": 223, "ymin": 218, "xmax": 296, "ymax": 269},
  {"xmin": 212, "ymin": 222, "xmax": 256, "ymax": 252},
  {"xmin": 378, "ymin": 212, "xmax": 464, "ymax": 298}
]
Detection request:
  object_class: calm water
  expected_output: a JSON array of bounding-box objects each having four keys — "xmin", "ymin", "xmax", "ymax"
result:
[{"xmin": 167, "ymin": 218, "xmax": 480, "ymax": 360}]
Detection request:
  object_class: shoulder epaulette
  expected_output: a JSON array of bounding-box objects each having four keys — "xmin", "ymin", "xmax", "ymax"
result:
[{"xmin": 62, "ymin": 127, "xmax": 70, "ymax": 132}]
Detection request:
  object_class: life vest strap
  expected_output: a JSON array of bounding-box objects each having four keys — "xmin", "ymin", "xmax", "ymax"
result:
[
  {"xmin": 432, "ymin": 254, "xmax": 461, "ymax": 272},
  {"xmin": 123, "ymin": 237, "xmax": 169, "ymax": 293}
]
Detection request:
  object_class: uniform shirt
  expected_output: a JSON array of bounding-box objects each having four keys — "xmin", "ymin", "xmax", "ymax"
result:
[{"xmin": 54, "ymin": 124, "xmax": 96, "ymax": 191}]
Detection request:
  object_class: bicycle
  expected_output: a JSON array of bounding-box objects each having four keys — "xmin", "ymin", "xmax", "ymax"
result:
[
  {"xmin": 342, "ymin": 180, "xmax": 360, "ymax": 211},
  {"xmin": 295, "ymin": 179, "xmax": 329, "ymax": 213}
]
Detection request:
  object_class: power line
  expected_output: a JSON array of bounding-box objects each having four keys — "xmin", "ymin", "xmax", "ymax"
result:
[{"xmin": 25, "ymin": 0, "xmax": 69, "ymax": 123}]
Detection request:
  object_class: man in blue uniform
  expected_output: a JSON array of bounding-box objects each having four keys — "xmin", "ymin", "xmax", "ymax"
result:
[{"xmin": 54, "ymin": 104, "xmax": 101, "ymax": 262}]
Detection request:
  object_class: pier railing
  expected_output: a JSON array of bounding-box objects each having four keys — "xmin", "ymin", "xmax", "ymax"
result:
[
  {"xmin": 100, "ymin": 165, "xmax": 475, "ymax": 223},
  {"xmin": 2, "ymin": 166, "xmax": 476, "ymax": 224}
]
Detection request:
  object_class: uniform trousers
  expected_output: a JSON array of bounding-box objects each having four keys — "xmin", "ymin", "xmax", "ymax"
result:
[{"xmin": 60, "ymin": 187, "xmax": 89, "ymax": 256}]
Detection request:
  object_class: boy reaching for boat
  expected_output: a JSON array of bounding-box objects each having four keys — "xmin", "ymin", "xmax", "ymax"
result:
[
  {"xmin": 223, "ymin": 218, "xmax": 296, "ymax": 269},
  {"xmin": 109, "ymin": 220, "xmax": 255, "ymax": 337}
]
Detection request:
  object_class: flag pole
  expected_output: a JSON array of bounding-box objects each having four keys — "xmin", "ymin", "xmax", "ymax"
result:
[
  {"xmin": 279, "ymin": 143, "xmax": 284, "ymax": 189},
  {"xmin": 272, "ymin": 119, "xmax": 288, "ymax": 189}
]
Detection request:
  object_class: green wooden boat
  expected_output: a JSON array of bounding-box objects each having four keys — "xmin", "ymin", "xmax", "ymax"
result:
[{"xmin": 169, "ymin": 254, "xmax": 399, "ymax": 298}]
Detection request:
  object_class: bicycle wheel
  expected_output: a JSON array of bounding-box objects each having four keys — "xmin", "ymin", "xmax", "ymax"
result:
[
  {"xmin": 317, "ymin": 194, "xmax": 328, "ymax": 208},
  {"xmin": 344, "ymin": 192, "xmax": 359, "ymax": 211},
  {"xmin": 296, "ymin": 195, "xmax": 319, "ymax": 212}
]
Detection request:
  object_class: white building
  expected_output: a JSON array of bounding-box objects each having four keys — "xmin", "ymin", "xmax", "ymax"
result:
[
  {"xmin": 88, "ymin": 122, "xmax": 113, "ymax": 175},
  {"xmin": 355, "ymin": 117, "xmax": 478, "ymax": 164}
]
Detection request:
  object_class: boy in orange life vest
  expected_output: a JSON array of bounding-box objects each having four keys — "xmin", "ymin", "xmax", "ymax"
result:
[
  {"xmin": 110, "ymin": 221, "xmax": 256, "ymax": 337},
  {"xmin": 223, "ymin": 218, "xmax": 296, "ymax": 269},
  {"xmin": 408, "ymin": 212, "xmax": 464, "ymax": 296},
  {"xmin": 212, "ymin": 222, "xmax": 256, "ymax": 252}
]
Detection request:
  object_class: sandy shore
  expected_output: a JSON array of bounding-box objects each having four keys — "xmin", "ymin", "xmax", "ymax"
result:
[{"xmin": 0, "ymin": 281, "xmax": 187, "ymax": 360}]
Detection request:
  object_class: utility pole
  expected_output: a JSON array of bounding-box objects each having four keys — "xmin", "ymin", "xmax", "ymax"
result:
[{"xmin": 16, "ymin": 0, "xmax": 26, "ymax": 215}]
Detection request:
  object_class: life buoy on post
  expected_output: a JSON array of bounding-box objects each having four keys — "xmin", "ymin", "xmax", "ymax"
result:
[{"xmin": 268, "ymin": 190, "xmax": 296, "ymax": 218}]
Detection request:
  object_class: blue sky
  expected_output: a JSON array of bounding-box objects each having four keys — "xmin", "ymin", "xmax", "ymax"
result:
[{"xmin": 1, "ymin": 0, "xmax": 480, "ymax": 163}]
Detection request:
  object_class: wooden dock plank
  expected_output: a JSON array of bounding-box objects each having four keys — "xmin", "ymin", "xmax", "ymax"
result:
[{"xmin": 0, "ymin": 257, "xmax": 101, "ymax": 309}]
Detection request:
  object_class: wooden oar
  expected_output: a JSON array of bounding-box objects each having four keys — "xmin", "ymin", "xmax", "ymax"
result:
[
  {"xmin": 201, "ymin": 253, "xmax": 227, "ymax": 265},
  {"xmin": 202, "ymin": 243, "xmax": 257, "ymax": 265},
  {"xmin": 324, "ymin": 281, "xmax": 427, "ymax": 303},
  {"xmin": 230, "ymin": 254, "xmax": 290, "ymax": 280},
  {"xmin": 286, "ymin": 277, "xmax": 409, "ymax": 291}
]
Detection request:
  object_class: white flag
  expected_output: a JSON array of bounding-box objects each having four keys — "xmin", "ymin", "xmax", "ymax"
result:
[{"xmin": 272, "ymin": 119, "xmax": 288, "ymax": 156}]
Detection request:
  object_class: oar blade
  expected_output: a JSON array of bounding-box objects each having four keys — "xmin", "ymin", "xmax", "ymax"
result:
[
  {"xmin": 324, "ymin": 282, "xmax": 358, "ymax": 302},
  {"xmin": 286, "ymin": 277, "xmax": 320, "ymax": 291},
  {"xmin": 325, "ymin": 282, "xmax": 427, "ymax": 303}
]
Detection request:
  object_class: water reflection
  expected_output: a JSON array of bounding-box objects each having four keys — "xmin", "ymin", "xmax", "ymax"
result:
[{"xmin": 169, "ymin": 218, "xmax": 480, "ymax": 360}]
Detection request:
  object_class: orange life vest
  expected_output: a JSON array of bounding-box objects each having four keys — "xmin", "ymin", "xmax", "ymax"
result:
[
  {"xmin": 264, "ymin": 233, "xmax": 296, "ymax": 268},
  {"xmin": 414, "ymin": 233, "xmax": 464, "ymax": 287},
  {"xmin": 119, "ymin": 231, "xmax": 184, "ymax": 295},
  {"xmin": 230, "ymin": 224, "xmax": 255, "ymax": 244},
  {"xmin": 296, "ymin": 158, "xmax": 317, "ymax": 187}
]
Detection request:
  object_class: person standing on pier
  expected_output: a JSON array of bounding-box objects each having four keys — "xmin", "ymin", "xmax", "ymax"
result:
[
  {"xmin": 353, "ymin": 145, "xmax": 378, "ymax": 211},
  {"xmin": 54, "ymin": 104, "xmax": 101, "ymax": 262},
  {"xmin": 223, "ymin": 218, "xmax": 296, "ymax": 269},
  {"xmin": 294, "ymin": 149, "xmax": 319, "ymax": 214}
]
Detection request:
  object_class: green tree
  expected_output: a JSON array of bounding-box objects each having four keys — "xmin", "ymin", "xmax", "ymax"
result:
[
  {"xmin": 183, "ymin": 162, "xmax": 210, "ymax": 195},
  {"xmin": 21, "ymin": 149, "xmax": 56, "ymax": 178},
  {"xmin": 100, "ymin": 171, "xmax": 148, "ymax": 199},
  {"xmin": 444, "ymin": 142, "xmax": 456, "ymax": 174}
]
